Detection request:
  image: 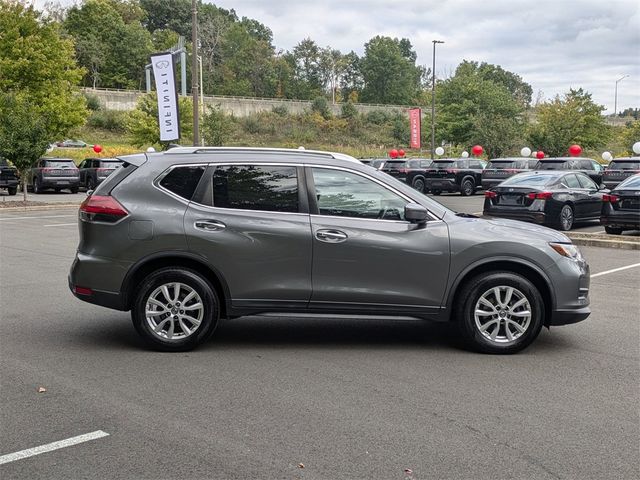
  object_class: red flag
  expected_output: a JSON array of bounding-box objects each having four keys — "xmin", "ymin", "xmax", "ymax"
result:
[{"xmin": 409, "ymin": 108, "xmax": 421, "ymax": 149}]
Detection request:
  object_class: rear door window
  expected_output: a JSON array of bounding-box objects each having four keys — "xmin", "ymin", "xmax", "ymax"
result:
[
  {"xmin": 563, "ymin": 174, "xmax": 581, "ymax": 189},
  {"xmin": 212, "ymin": 165, "xmax": 299, "ymax": 213},
  {"xmin": 159, "ymin": 165, "xmax": 206, "ymax": 201},
  {"xmin": 576, "ymin": 173, "xmax": 597, "ymax": 189}
]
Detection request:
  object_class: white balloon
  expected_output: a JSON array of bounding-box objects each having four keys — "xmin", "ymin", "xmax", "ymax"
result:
[
  {"xmin": 520, "ymin": 147, "xmax": 531, "ymax": 157},
  {"xmin": 146, "ymin": 147, "xmax": 156, "ymax": 153},
  {"xmin": 461, "ymin": 151, "xmax": 469, "ymax": 158},
  {"xmin": 298, "ymin": 146, "xmax": 306, "ymax": 150},
  {"xmin": 633, "ymin": 142, "xmax": 640, "ymax": 155},
  {"xmin": 435, "ymin": 146, "xmax": 445, "ymax": 156},
  {"xmin": 601, "ymin": 151, "xmax": 613, "ymax": 162}
]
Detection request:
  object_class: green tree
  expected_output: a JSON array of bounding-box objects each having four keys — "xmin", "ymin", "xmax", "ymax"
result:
[
  {"xmin": 125, "ymin": 92, "xmax": 193, "ymax": 147},
  {"xmin": 286, "ymin": 38, "xmax": 324, "ymax": 100},
  {"xmin": 437, "ymin": 62, "xmax": 525, "ymax": 158},
  {"xmin": 359, "ymin": 36, "xmax": 423, "ymax": 105},
  {"xmin": 620, "ymin": 120, "xmax": 640, "ymax": 154},
  {"xmin": 340, "ymin": 51, "xmax": 363, "ymax": 102},
  {"xmin": 528, "ymin": 88, "xmax": 611, "ymax": 156},
  {"xmin": 64, "ymin": 0, "xmax": 153, "ymax": 89},
  {"xmin": 0, "ymin": 2, "xmax": 87, "ymax": 200}
]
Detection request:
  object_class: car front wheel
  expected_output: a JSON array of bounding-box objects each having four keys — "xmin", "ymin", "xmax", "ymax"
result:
[
  {"xmin": 455, "ymin": 271, "xmax": 544, "ymax": 354},
  {"xmin": 412, "ymin": 177, "xmax": 426, "ymax": 193},
  {"xmin": 131, "ymin": 268, "xmax": 220, "ymax": 351},
  {"xmin": 604, "ymin": 226, "xmax": 623, "ymax": 235}
]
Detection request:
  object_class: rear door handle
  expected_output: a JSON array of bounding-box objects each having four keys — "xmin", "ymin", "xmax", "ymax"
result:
[
  {"xmin": 316, "ymin": 229, "xmax": 348, "ymax": 243},
  {"xmin": 194, "ymin": 220, "xmax": 226, "ymax": 232}
]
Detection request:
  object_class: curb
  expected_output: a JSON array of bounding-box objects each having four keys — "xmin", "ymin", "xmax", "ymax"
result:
[
  {"xmin": 0, "ymin": 203, "xmax": 80, "ymax": 212},
  {"xmin": 566, "ymin": 233, "xmax": 640, "ymax": 251}
]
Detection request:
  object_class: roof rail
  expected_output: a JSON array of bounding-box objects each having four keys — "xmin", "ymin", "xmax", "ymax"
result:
[{"xmin": 162, "ymin": 146, "xmax": 360, "ymax": 163}]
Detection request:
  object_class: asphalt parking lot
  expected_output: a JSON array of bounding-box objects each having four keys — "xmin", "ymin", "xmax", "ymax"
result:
[{"xmin": 1, "ymin": 206, "xmax": 639, "ymax": 480}]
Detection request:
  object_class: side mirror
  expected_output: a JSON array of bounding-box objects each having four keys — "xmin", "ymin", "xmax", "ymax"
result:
[
  {"xmin": 86, "ymin": 189, "xmax": 94, "ymax": 196},
  {"xmin": 599, "ymin": 184, "xmax": 606, "ymax": 190},
  {"xmin": 405, "ymin": 203, "xmax": 428, "ymax": 224}
]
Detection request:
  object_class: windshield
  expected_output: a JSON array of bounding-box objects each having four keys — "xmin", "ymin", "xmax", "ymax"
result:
[
  {"xmin": 431, "ymin": 161, "xmax": 456, "ymax": 169},
  {"xmin": 486, "ymin": 160, "xmax": 531, "ymax": 169},
  {"xmin": 370, "ymin": 160, "xmax": 385, "ymax": 168},
  {"xmin": 501, "ymin": 173, "xmax": 558, "ymax": 186},
  {"xmin": 608, "ymin": 160, "xmax": 640, "ymax": 170},
  {"xmin": 44, "ymin": 160, "xmax": 77, "ymax": 168},
  {"xmin": 616, "ymin": 175, "xmax": 640, "ymax": 189}
]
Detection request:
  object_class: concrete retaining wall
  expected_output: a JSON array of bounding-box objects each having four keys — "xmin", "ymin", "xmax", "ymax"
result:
[{"xmin": 81, "ymin": 88, "xmax": 415, "ymax": 117}]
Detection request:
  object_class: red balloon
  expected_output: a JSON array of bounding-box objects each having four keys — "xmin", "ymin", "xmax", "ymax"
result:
[
  {"xmin": 398, "ymin": 149, "xmax": 405, "ymax": 157},
  {"xmin": 471, "ymin": 145, "xmax": 483, "ymax": 156},
  {"xmin": 568, "ymin": 144, "xmax": 582, "ymax": 156},
  {"xmin": 389, "ymin": 149, "xmax": 399, "ymax": 159},
  {"xmin": 536, "ymin": 151, "xmax": 545, "ymax": 159},
  {"xmin": 93, "ymin": 144, "xmax": 103, "ymax": 153}
]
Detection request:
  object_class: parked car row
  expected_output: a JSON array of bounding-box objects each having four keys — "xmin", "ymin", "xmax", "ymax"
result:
[
  {"xmin": 362, "ymin": 156, "xmax": 639, "ymax": 196},
  {"xmin": 22, "ymin": 157, "xmax": 123, "ymax": 194}
]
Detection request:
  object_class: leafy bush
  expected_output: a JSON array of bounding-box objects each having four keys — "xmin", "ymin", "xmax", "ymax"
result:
[
  {"xmin": 84, "ymin": 93, "xmax": 102, "ymax": 111},
  {"xmin": 366, "ymin": 109, "xmax": 392, "ymax": 125},
  {"xmin": 311, "ymin": 96, "xmax": 331, "ymax": 120},
  {"xmin": 202, "ymin": 105, "xmax": 235, "ymax": 146},
  {"xmin": 87, "ymin": 110, "xmax": 127, "ymax": 132},
  {"xmin": 341, "ymin": 102, "xmax": 358, "ymax": 119},
  {"xmin": 272, "ymin": 105, "xmax": 288, "ymax": 116},
  {"xmin": 125, "ymin": 93, "xmax": 193, "ymax": 147}
]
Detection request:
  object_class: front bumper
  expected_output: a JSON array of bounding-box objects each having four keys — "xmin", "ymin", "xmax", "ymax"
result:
[{"xmin": 548, "ymin": 306, "xmax": 591, "ymax": 325}]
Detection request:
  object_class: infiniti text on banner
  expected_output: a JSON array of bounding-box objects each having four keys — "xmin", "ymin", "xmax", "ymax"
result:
[
  {"xmin": 409, "ymin": 108, "xmax": 421, "ymax": 149},
  {"xmin": 151, "ymin": 53, "xmax": 180, "ymax": 142}
]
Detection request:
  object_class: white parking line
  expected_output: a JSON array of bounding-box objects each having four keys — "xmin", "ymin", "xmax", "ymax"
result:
[
  {"xmin": 591, "ymin": 262, "xmax": 640, "ymax": 278},
  {"xmin": 0, "ymin": 214, "xmax": 76, "ymax": 221},
  {"xmin": 0, "ymin": 430, "xmax": 109, "ymax": 465},
  {"xmin": 44, "ymin": 223, "xmax": 77, "ymax": 227}
]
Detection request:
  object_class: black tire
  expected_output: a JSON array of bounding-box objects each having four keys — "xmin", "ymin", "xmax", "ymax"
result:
[
  {"xmin": 86, "ymin": 177, "xmax": 95, "ymax": 191},
  {"xmin": 412, "ymin": 177, "xmax": 426, "ymax": 193},
  {"xmin": 557, "ymin": 204, "xmax": 574, "ymax": 231},
  {"xmin": 432, "ymin": 190, "xmax": 442, "ymax": 196},
  {"xmin": 455, "ymin": 271, "xmax": 544, "ymax": 354},
  {"xmin": 70, "ymin": 187, "xmax": 79, "ymax": 194},
  {"xmin": 54, "ymin": 188, "xmax": 61, "ymax": 193},
  {"xmin": 131, "ymin": 267, "xmax": 220, "ymax": 351},
  {"xmin": 604, "ymin": 226, "xmax": 623, "ymax": 235},
  {"xmin": 33, "ymin": 177, "xmax": 42, "ymax": 194},
  {"xmin": 460, "ymin": 177, "xmax": 475, "ymax": 196},
  {"xmin": 7, "ymin": 186, "xmax": 17, "ymax": 196}
]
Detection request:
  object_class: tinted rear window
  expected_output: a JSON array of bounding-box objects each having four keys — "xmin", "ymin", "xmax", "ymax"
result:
[
  {"xmin": 536, "ymin": 161, "xmax": 570, "ymax": 170},
  {"xmin": 501, "ymin": 174, "xmax": 558, "ymax": 186},
  {"xmin": 93, "ymin": 162, "xmax": 137, "ymax": 195},
  {"xmin": 383, "ymin": 161, "xmax": 408, "ymax": 168},
  {"xmin": 213, "ymin": 165, "xmax": 298, "ymax": 213},
  {"xmin": 159, "ymin": 166, "xmax": 206, "ymax": 200},
  {"xmin": 609, "ymin": 160, "xmax": 640, "ymax": 170},
  {"xmin": 431, "ymin": 161, "xmax": 456, "ymax": 168},
  {"xmin": 370, "ymin": 160, "xmax": 385, "ymax": 168},
  {"xmin": 44, "ymin": 160, "xmax": 76, "ymax": 168},
  {"xmin": 99, "ymin": 160, "xmax": 122, "ymax": 168},
  {"xmin": 486, "ymin": 160, "xmax": 531, "ymax": 169}
]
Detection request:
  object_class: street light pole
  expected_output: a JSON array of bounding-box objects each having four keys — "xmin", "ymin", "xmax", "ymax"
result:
[
  {"xmin": 614, "ymin": 75, "xmax": 629, "ymax": 117},
  {"xmin": 431, "ymin": 40, "xmax": 444, "ymax": 160},
  {"xmin": 191, "ymin": 0, "xmax": 200, "ymax": 146}
]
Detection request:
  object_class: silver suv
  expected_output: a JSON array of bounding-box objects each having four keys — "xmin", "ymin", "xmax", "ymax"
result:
[{"xmin": 69, "ymin": 147, "xmax": 591, "ymax": 353}]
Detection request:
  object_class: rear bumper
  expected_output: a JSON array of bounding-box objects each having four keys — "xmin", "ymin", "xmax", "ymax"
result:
[
  {"xmin": 600, "ymin": 211, "xmax": 640, "ymax": 229},
  {"xmin": 426, "ymin": 178, "xmax": 458, "ymax": 191},
  {"xmin": 41, "ymin": 177, "xmax": 80, "ymax": 188},
  {"xmin": 483, "ymin": 209, "xmax": 547, "ymax": 225},
  {"xmin": 0, "ymin": 179, "xmax": 19, "ymax": 187}
]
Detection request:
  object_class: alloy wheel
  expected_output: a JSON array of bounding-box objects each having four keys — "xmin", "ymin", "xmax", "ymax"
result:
[
  {"xmin": 474, "ymin": 286, "xmax": 532, "ymax": 344},
  {"xmin": 560, "ymin": 205, "xmax": 574, "ymax": 231},
  {"xmin": 413, "ymin": 178, "xmax": 425, "ymax": 193},
  {"xmin": 145, "ymin": 282, "xmax": 204, "ymax": 341}
]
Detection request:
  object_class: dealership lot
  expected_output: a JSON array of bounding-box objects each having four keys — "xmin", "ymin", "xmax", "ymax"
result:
[{"xmin": 1, "ymin": 206, "xmax": 638, "ymax": 479}]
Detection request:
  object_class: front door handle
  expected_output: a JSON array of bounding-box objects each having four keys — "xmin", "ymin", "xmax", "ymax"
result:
[
  {"xmin": 194, "ymin": 220, "xmax": 226, "ymax": 232},
  {"xmin": 316, "ymin": 229, "xmax": 348, "ymax": 243}
]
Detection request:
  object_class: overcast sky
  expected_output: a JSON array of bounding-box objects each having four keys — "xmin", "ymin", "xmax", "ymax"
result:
[{"xmin": 35, "ymin": 0, "xmax": 639, "ymax": 112}]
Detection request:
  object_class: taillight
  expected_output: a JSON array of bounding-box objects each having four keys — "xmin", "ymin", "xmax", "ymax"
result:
[
  {"xmin": 485, "ymin": 191, "xmax": 497, "ymax": 198},
  {"xmin": 602, "ymin": 194, "xmax": 619, "ymax": 203},
  {"xmin": 73, "ymin": 286, "xmax": 93, "ymax": 296},
  {"xmin": 42, "ymin": 167, "xmax": 53, "ymax": 173},
  {"xmin": 80, "ymin": 195, "xmax": 128, "ymax": 222},
  {"xmin": 445, "ymin": 169, "xmax": 458, "ymax": 173},
  {"xmin": 526, "ymin": 192, "xmax": 553, "ymax": 200},
  {"xmin": 398, "ymin": 168, "xmax": 408, "ymax": 173}
]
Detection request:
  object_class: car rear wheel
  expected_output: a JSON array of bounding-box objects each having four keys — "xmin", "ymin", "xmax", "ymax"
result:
[
  {"xmin": 412, "ymin": 177, "xmax": 426, "ymax": 193},
  {"xmin": 33, "ymin": 178, "xmax": 41, "ymax": 194},
  {"xmin": 432, "ymin": 190, "xmax": 441, "ymax": 196},
  {"xmin": 604, "ymin": 226, "xmax": 623, "ymax": 235},
  {"xmin": 455, "ymin": 272, "xmax": 544, "ymax": 354},
  {"xmin": 558, "ymin": 204, "xmax": 574, "ymax": 231},
  {"xmin": 460, "ymin": 178, "xmax": 475, "ymax": 196},
  {"xmin": 70, "ymin": 187, "xmax": 79, "ymax": 194},
  {"xmin": 131, "ymin": 268, "xmax": 219, "ymax": 351},
  {"xmin": 7, "ymin": 186, "xmax": 17, "ymax": 196},
  {"xmin": 86, "ymin": 177, "xmax": 95, "ymax": 191}
]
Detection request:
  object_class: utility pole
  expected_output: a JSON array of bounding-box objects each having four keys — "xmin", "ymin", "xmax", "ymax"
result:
[
  {"xmin": 191, "ymin": 0, "xmax": 200, "ymax": 146},
  {"xmin": 431, "ymin": 40, "xmax": 444, "ymax": 160},
  {"xmin": 614, "ymin": 74, "xmax": 629, "ymax": 117}
]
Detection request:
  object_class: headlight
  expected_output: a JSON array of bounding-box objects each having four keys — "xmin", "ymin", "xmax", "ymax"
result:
[{"xmin": 549, "ymin": 242, "xmax": 583, "ymax": 260}]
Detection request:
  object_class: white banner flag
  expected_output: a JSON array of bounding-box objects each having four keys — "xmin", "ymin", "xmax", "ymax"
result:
[{"xmin": 151, "ymin": 53, "xmax": 180, "ymax": 142}]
